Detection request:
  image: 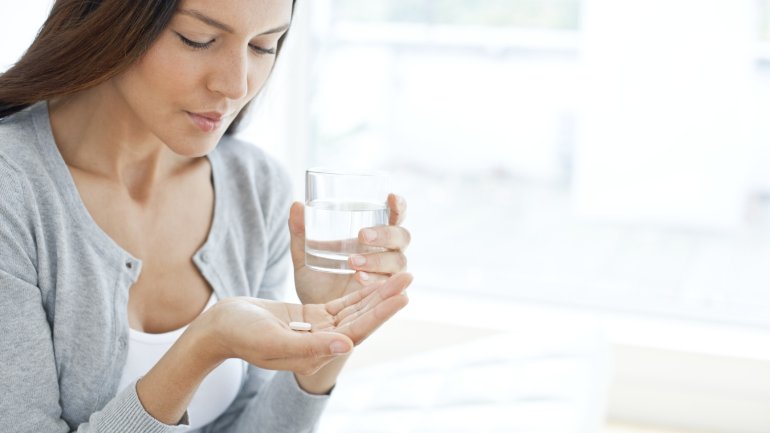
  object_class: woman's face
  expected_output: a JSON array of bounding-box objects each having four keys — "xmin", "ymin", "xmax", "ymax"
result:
[{"xmin": 110, "ymin": 0, "xmax": 292, "ymax": 157}]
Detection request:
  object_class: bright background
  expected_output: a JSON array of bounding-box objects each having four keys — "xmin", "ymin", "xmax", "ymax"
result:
[{"xmin": 3, "ymin": 1, "xmax": 770, "ymax": 432}]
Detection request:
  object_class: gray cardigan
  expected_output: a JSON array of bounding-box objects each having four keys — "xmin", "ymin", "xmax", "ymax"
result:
[{"xmin": 0, "ymin": 102, "xmax": 329, "ymax": 433}]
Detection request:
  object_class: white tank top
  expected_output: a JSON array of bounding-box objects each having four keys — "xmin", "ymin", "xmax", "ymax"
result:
[{"xmin": 117, "ymin": 293, "xmax": 244, "ymax": 431}]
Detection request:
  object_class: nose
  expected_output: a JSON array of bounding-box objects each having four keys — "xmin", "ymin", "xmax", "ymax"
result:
[{"xmin": 207, "ymin": 46, "xmax": 249, "ymax": 101}]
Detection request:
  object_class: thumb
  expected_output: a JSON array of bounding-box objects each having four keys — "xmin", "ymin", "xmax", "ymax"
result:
[
  {"xmin": 315, "ymin": 331, "xmax": 354, "ymax": 356},
  {"xmin": 288, "ymin": 201, "xmax": 306, "ymax": 269},
  {"xmin": 287, "ymin": 330, "xmax": 354, "ymax": 358},
  {"xmin": 264, "ymin": 330, "xmax": 353, "ymax": 374}
]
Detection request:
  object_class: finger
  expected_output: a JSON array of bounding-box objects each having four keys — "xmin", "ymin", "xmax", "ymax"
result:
[
  {"xmin": 262, "ymin": 331, "xmax": 351, "ymax": 375},
  {"xmin": 358, "ymin": 225, "xmax": 411, "ymax": 251},
  {"xmin": 324, "ymin": 281, "xmax": 382, "ymax": 316},
  {"xmin": 339, "ymin": 292, "xmax": 409, "ymax": 344},
  {"xmin": 369, "ymin": 272, "xmax": 413, "ymax": 303},
  {"xmin": 349, "ymin": 251, "xmax": 407, "ymax": 274},
  {"xmin": 355, "ymin": 270, "xmax": 389, "ymax": 285},
  {"xmin": 335, "ymin": 273, "xmax": 412, "ymax": 324},
  {"xmin": 388, "ymin": 193, "xmax": 407, "ymax": 225},
  {"xmin": 288, "ymin": 202, "xmax": 306, "ymax": 269},
  {"xmin": 270, "ymin": 328, "xmax": 354, "ymax": 360}
]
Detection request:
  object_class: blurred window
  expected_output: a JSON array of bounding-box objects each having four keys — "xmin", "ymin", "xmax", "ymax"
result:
[
  {"xmin": 332, "ymin": 0, "xmax": 580, "ymax": 29},
  {"xmin": 760, "ymin": 0, "xmax": 770, "ymax": 41},
  {"xmin": 301, "ymin": 0, "xmax": 770, "ymax": 328}
]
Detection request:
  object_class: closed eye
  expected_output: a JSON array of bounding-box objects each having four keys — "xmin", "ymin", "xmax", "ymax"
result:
[
  {"xmin": 176, "ymin": 32, "xmax": 276, "ymax": 55},
  {"xmin": 176, "ymin": 32, "xmax": 213, "ymax": 50},
  {"xmin": 250, "ymin": 44, "xmax": 276, "ymax": 55}
]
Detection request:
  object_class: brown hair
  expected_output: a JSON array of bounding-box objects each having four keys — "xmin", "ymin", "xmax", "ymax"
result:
[{"xmin": 0, "ymin": 0, "xmax": 295, "ymax": 135}]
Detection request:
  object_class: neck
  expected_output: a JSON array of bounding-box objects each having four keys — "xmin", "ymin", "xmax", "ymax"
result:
[{"xmin": 48, "ymin": 83, "xmax": 195, "ymax": 202}]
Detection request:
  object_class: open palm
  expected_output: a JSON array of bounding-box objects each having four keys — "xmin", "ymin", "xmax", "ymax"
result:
[
  {"xmin": 209, "ymin": 273, "xmax": 411, "ymax": 375},
  {"xmin": 261, "ymin": 272, "xmax": 411, "ymax": 344}
]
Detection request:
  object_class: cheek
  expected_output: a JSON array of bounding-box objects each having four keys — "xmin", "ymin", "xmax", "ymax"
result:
[{"xmin": 132, "ymin": 43, "xmax": 201, "ymax": 104}]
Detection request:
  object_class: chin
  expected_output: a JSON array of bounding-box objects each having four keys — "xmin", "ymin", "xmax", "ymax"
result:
[{"xmin": 164, "ymin": 136, "xmax": 221, "ymax": 158}]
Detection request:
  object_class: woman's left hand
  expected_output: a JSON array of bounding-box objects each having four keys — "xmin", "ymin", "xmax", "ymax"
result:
[{"xmin": 289, "ymin": 193, "xmax": 411, "ymax": 304}]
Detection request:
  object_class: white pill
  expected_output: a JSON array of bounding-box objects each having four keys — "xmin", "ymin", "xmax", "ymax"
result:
[{"xmin": 289, "ymin": 321, "xmax": 312, "ymax": 331}]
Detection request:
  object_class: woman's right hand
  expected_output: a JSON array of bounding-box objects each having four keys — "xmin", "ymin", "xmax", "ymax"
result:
[{"xmin": 191, "ymin": 272, "xmax": 412, "ymax": 376}]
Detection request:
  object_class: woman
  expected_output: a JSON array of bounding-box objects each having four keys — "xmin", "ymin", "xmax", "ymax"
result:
[{"xmin": 0, "ymin": 1, "xmax": 412, "ymax": 432}]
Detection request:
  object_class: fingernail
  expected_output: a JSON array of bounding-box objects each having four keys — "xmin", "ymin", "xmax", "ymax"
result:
[
  {"xmin": 330, "ymin": 341, "xmax": 351, "ymax": 354},
  {"xmin": 362, "ymin": 228, "xmax": 377, "ymax": 242},
  {"xmin": 359, "ymin": 271, "xmax": 370, "ymax": 281},
  {"xmin": 351, "ymin": 255, "xmax": 366, "ymax": 266}
]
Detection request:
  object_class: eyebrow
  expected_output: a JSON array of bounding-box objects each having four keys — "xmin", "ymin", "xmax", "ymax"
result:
[{"xmin": 178, "ymin": 9, "xmax": 290, "ymax": 35}]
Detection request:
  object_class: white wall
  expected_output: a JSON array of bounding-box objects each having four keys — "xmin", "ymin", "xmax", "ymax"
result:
[
  {"xmin": 574, "ymin": 0, "xmax": 757, "ymax": 229},
  {"xmin": 0, "ymin": 1, "xmax": 52, "ymax": 71}
]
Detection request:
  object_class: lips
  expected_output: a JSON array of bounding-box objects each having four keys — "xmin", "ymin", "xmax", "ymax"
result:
[{"xmin": 187, "ymin": 111, "xmax": 226, "ymax": 133}]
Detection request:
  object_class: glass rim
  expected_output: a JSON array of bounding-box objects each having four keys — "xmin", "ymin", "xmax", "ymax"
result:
[{"xmin": 306, "ymin": 167, "xmax": 388, "ymax": 178}]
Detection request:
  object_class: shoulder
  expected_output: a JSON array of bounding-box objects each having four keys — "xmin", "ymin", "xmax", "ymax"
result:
[
  {"xmin": 0, "ymin": 104, "xmax": 57, "ymax": 213},
  {"xmin": 214, "ymin": 135, "xmax": 291, "ymax": 187},
  {"xmin": 0, "ymin": 129, "xmax": 39, "ymax": 282},
  {"xmin": 0, "ymin": 108, "xmax": 40, "ymax": 205},
  {"xmin": 0, "ymin": 104, "xmax": 64, "ymax": 279},
  {"xmin": 0, "ymin": 105, "xmax": 43, "ymax": 167},
  {"xmin": 0, "ymin": 151, "xmax": 29, "ymax": 215},
  {"xmin": 212, "ymin": 135, "xmax": 293, "ymax": 216},
  {"xmin": 0, "ymin": 103, "xmax": 52, "ymax": 191}
]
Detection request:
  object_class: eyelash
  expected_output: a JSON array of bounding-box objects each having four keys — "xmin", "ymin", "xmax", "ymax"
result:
[{"xmin": 175, "ymin": 33, "xmax": 276, "ymax": 55}]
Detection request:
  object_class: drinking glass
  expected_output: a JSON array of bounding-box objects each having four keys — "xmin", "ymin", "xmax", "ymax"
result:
[{"xmin": 305, "ymin": 168, "xmax": 390, "ymax": 274}]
